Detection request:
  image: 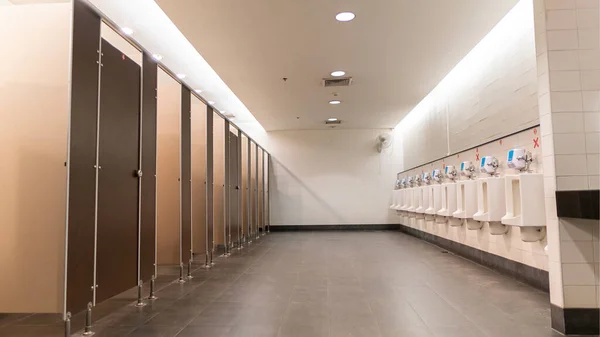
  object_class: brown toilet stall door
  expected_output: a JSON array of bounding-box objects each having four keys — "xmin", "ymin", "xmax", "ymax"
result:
[
  {"xmin": 96, "ymin": 39, "xmax": 140, "ymax": 303},
  {"xmin": 228, "ymin": 131, "xmax": 240, "ymax": 245}
]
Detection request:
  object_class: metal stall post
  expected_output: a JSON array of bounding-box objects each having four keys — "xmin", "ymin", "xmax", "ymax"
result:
[
  {"xmin": 82, "ymin": 302, "xmax": 94, "ymax": 336},
  {"xmin": 223, "ymin": 119, "xmax": 231, "ymax": 257},
  {"xmin": 206, "ymin": 107, "xmax": 215, "ymax": 266},
  {"xmin": 135, "ymin": 52, "xmax": 146, "ymax": 307},
  {"xmin": 64, "ymin": 312, "xmax": 71, "ymax": 337},
  {"xmin": 148, "ymin": 275, "xmax": 158, "ymax": 300},
  {"xmin": 136, "ymin": 280, "xmax": 146, "ymax": 307}
]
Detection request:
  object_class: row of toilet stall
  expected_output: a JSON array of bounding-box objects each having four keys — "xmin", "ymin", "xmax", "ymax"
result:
[
  {"xmin": 390, "ymin": 148, "xmax": 547, "ymax": 242},
  {"xmin": 0, "ymin": 0, "xmax": 270, "ymax": 324}
]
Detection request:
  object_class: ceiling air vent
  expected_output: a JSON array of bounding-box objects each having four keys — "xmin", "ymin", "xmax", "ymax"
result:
[{"xmin": 323, "ymin": 77, "xmax": 352, "ymax": 87}]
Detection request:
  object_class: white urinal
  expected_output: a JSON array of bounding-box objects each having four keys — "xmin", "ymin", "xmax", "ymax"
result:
[
  {"xmin": 389, "ymin": 190, "xmax": 397, "ymax": 210},
  {"xmin": 407, "ymin": 188, "xmax": 417, "ymax": 216},
  {"xmin": 400, "ymin": 188, "xmax": 410, "ymax": 212},
  {"xmin": 399, "ymin": 189, "xmax": 411, "ymax": 223},
  {"xmin": 393, "ymin": 190, "xmax": 404, "ymax": 211},
  {"xmin": 415, "ymin": 186, "xmax": 428, "ymax": 218},
  {"xmin": 452, "ymin": 180, "xmax": 478, "ymax": 229},
  {"xmin": 425, "ymin": 184, "xmax": 441, "ymax": 221},
  {"xmin": 501, "ymin": 173, "xmax": 546, "ymax": 242},
  {"xmin": 473, "ymin": 177, "xmax": 507, "ymax": 235},
  {"xmin": 437, "ymin": 183, "xmax": 457, "ymax": 224}
]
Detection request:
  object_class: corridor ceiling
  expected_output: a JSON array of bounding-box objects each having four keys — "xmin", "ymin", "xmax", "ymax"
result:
[{"xmin": 155, "ymin": 0, "xmax": 518, "ymax": 131}]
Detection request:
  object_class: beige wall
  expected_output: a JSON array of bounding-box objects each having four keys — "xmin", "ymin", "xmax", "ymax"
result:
[
  {"xmin": 156, "ymin": 69, "xmax": 181, "ymax": 265},
  {"xmin": 213, "ymin": 114, "xmax": 225, "ymax": 245},
  {"xmin": 0, "ymin": 3, "xmax": 70, "ymax": 313},
  {"xmin": 191, "ymin": 96, "xmax": 207, "ymax": 254}
]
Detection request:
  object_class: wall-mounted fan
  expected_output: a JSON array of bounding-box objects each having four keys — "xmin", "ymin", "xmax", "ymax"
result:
[{"xmin": 376, "ymin": 133, "xmax": 393, "ymax": 153}]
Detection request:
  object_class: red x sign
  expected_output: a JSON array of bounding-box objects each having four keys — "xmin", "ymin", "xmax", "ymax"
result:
[{"xmin": 533, "ymin": 137, "xmax": 540, "ymax": 148}]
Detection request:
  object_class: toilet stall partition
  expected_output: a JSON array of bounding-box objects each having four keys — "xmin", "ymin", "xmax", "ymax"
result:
[
  {"xmin": 181, "ymin": 87, "xmax": 192, "ymax": 275},
  {"xmin": 258, "ymin": 148, "xmax": 264, "ymax": 234},
  {"xmin": 140, "ymin": 53, "xmax": 158, "ymax": 284},
  {"xmin": 253, "ymin": 142, "xmax": 259, "ymax": 238},
  {"xmin": 223, "ymin": 120, "xmax": 231, "ymax": 254},
  {"xmin": 205, "ymin": 107, "xmax": 215, "ymax": 264},
  {"xmin": 238, "ymin": 130, "xmax": 244, "ymax": 244},
  {"xmin": 227, "ymin": 128, "xmax": 241, "ymax": 250},
  {"xmin": 265, "ymin": 153, "xmax": 271, "ymax": 232},
  {"xmin": 240, "ymin": 135, "xmax": 249, "ymax": 244},
  {"xmin": 246, "ymin": 138, "xmax": 253, "ymax": 242}
]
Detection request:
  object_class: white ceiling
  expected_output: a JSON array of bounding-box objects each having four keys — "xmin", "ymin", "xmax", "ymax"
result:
[{"xmin": 155, "ymin": 0, "xmax": 518, "ymax": 131}]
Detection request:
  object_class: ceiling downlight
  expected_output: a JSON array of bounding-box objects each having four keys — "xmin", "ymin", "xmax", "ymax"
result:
[{"xmin": 335, "ymin": 12, "xmax": 355, "ymax": 22}]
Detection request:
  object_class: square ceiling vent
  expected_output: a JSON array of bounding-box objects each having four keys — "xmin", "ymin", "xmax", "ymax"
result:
[{"xmin": 322, "ymin": 77, "xmax": 352, "ymax": 87}]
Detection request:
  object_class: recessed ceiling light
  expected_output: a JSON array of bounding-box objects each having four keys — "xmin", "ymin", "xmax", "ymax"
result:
[
  {"xmin": 335, "ymin": 12, "xmax": 355, "ymax": 22},
  {"xmin": 151, "ymin": 54, "xmax": 163, "ymax": 61},
  {"xmin": 330, "ymin": 70, "xmax": 345, "ymax": 77},
  {"xmin": 208, "ymin": 101, "xmax": 215, "ymax": 105},
  {"xmin": 121, "ymin": 27, "xmax": 134, "ymax": 35},
  {"xmin": 194, "ymin": 89, "xmax": 202, "ymax": 93},
  {"xmin": 329, "ymin": 100, "xmax": 341, "ymax": 105},
  {"xmin": 327, "ymin": 117, "xmax": 339, "ymax": 122},
  {"xmin": 176, "ymin": 73, "xmax": 186, "ymax": 79}
]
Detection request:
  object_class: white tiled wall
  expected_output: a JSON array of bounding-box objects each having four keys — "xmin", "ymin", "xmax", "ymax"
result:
[
  {"xmin": 393, "ymin": 128, "xmax": 549, "ymax": 272},
  {"xmin": 533, "ymin": 0, "xmax": 599, "ymax": 309},
  {"xmin": 558, "ymin": 218, "xmax": 600, "ymax": 308},
  {"xmin": 536, "ymin": 0, "xmax": 600, "ymax": 191}
]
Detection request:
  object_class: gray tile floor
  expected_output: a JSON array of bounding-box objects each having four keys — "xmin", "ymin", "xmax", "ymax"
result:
[{"xmin": 0, "ymin": 231, "xmax": 575, "ymax": 337}]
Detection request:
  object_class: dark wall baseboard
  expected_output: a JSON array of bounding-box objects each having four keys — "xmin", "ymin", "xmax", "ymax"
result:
[
  {"xmin": 551, "ymin": 304, "xmax": 600, "ymax": 335},
  {"xmin": 269, "ymin": 224, "xmax": 402, "ymax": 231},
  {"xmin": 397, "ymin": 224, "xmax": 550, "ymax": 293}
]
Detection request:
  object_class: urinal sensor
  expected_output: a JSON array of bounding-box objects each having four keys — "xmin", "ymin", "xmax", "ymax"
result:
[
  {"xmin": 445, "ymin": 165, "xmax": 458, "ymax": 180},
  {"xmin": 507, "ymin": 149, "xmax": 532, "ymax": 171},
  {"xmin": 394, "ymin": 174, "xmax": 402, "ymax": 189},
  {"xmin": 480, "ymin": 156, "xmax": 499, "ymax": 175},
  {"xmin": 422, "ymin": 172, "xmax": 432, "ymax": 185},
  {"xmin": 432, "ymin": 169, "xmax": 443, "ymax": 182},
  {"xmin": 460, "ymin": 161, "xmax": 476, "ymax": 178}
]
